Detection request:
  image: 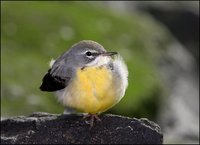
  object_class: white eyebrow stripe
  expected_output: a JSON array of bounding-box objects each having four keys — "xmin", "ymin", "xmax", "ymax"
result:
[{"xmin": 81, "ymin": 49, "xmax": 98, "ymax": 54}]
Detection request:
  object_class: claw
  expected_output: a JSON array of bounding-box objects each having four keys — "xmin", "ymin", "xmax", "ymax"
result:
[{"xmin": 83, "ymin": 114, "xmax": 101, "ymax": 129}]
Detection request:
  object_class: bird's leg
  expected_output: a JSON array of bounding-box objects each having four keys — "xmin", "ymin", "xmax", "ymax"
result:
[
  {"xmin": 93, "ymin": 114, "xmax": 101, "ymax": 122},
  {"xmin": 83, "ymin": 113, "xmax": 101, "ymax": 128}
]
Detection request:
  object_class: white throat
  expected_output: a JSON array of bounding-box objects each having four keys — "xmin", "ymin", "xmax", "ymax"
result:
[{"xmin": 86, "ymin": 56, "xmax": 111, "ymax": 67}]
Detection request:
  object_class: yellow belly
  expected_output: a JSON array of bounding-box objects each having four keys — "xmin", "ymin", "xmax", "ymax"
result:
[{"xmin": 63, "ymin": 66, "xmax": 118, "ymax": 114}]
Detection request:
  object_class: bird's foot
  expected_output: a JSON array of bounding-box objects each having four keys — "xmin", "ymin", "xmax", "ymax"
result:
[{"xmin": 83, "ymin": 113, "xmax": 101, "ymax": 129}]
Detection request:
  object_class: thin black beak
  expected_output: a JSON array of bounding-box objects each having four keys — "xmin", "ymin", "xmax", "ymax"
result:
[{"xmin": 101, "ymin": 51, "xmax": 118, "ymax": 56}]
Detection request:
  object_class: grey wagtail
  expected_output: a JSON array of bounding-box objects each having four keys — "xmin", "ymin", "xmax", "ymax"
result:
[{"xmin": 40, "ymin": 40, "xmax": 128, "ymax": 127}]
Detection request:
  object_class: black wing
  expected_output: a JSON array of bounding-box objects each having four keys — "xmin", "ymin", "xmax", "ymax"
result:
[
  {"xmin": 40, "ymin": 52, "xmax": 73, "ymax": 92},
  {"xmin": 40, "ymin": 69, "xmax": 69, "ymax": 92}
]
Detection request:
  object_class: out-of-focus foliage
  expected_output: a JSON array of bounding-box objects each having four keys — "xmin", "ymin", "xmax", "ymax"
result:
[{"xmin": 1, "ymin": 1, "xmax": 168, "ymax": 120}]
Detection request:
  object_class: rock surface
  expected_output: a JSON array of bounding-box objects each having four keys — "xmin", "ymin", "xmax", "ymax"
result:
[{"xmin": 1, "ymin": 112, "xmax": 163, "ymax": 144}]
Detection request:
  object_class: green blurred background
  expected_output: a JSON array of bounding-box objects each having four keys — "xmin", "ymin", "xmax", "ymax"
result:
[
  {"xmin": 1, "ymin": 1, "xmax": 199, "ymax": 143},
  {"xmin": 1, "ymin": 1, "xmax": 167, "ymax": 119}
]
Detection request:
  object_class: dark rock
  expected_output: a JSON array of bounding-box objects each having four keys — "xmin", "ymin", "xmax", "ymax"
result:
[{"xmin": 1, "ymin": 112, "xmax": 163, "ymax": 144}]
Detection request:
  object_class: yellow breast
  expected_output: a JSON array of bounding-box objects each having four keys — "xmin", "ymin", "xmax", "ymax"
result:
[{"xmin": 63, "ymin": 66, "xmax": 118, "ymax": 114}]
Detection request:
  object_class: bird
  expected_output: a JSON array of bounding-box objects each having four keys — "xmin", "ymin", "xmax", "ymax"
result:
[{"xmin": 40, "ymin": 40, "xmax": 128, "ymax": 128}]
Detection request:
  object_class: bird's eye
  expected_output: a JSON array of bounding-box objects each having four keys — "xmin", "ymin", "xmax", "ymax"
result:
[{"xmin": 86, "ymin": 51, "xmax": 92, "ymax": 56}]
